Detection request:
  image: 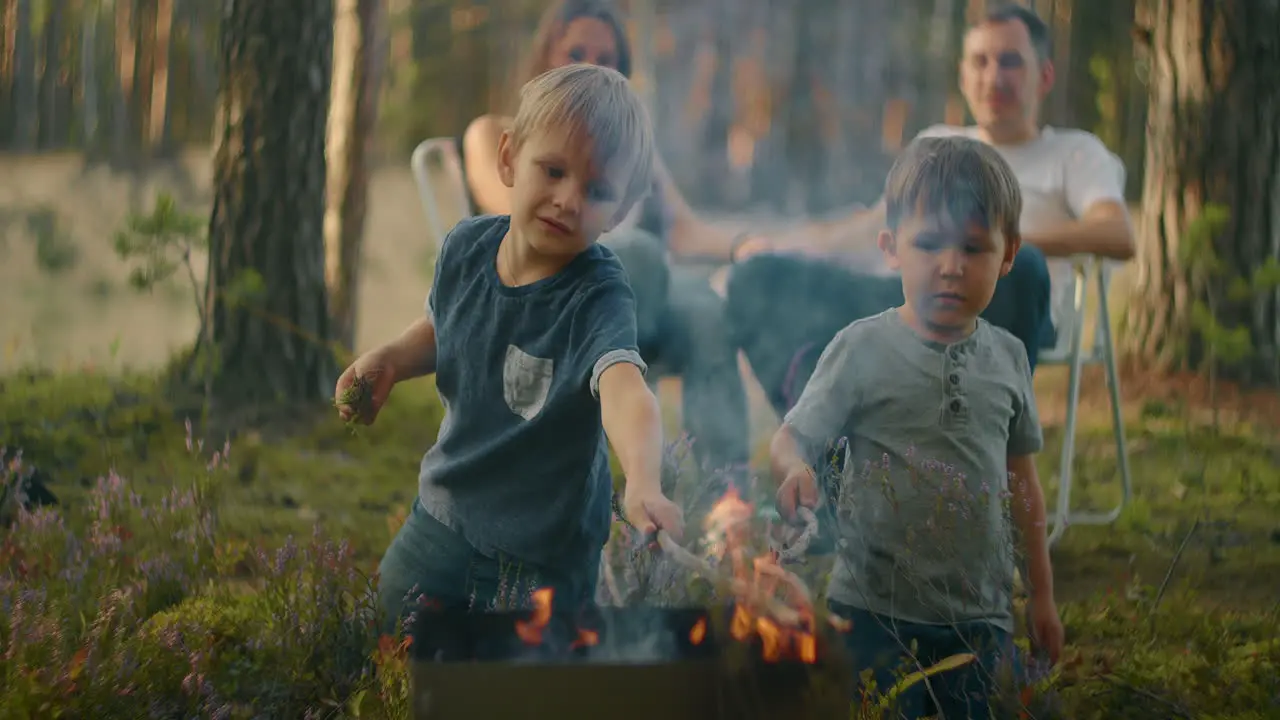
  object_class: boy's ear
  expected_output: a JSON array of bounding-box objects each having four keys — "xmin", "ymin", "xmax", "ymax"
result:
[
  {"xmin": 999, "ymin": 229, "xmax": 1022, "ymax": 276},
  {"xmin": 497, "ymin": 130, "xmax": 517, "ymax": 188},
  {"xmin": 878, "ymin": 230, "xmax": 901, "ymax": 269}
]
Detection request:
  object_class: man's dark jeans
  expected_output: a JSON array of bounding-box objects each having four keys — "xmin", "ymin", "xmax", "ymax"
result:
[{"xmin": 725, "ymin": 245, "xmax": 1054, "ymax": 418}]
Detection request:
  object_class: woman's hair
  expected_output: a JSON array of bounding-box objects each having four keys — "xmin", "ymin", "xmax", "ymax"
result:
[{"xmin": 519, "ymin": 0, "xmax": 633, "ymax": 86}]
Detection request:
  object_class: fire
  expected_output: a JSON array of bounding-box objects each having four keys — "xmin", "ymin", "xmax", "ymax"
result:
[
  {"xmin": 690, "ymin": 617, "xmax": 707, "ymax": 645},
  {"xmin": 704, "ymin": 488, "xmax": 820, "ymax": 664},
  {"xmin": 511, "ymin": 488, "xmax": 832, "ymax": 662},
  {"xmin": 514, "ymin": 587, "xmax": 600, "ymax": 650},
  {"xmin": 515, "ymin": 587, "xmax": 554, "ymax": 644},
  {"xmin": 571, "ymin": 628, "xmax": 599, "ymax": 650}
]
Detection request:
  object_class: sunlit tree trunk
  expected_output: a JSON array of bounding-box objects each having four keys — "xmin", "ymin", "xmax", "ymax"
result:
[
  {"xmin": 204, "ymin": 0, "xmax": 337, "ymax": 408},
  {"xmin": 325, "ymin": 0, "xmax": 387, "ymax": 353},
  {"xmin": 1, "ymin": 0, "xmax": 15, "ymax": 140},
  {"xmin": 148, "ymin": 0, "xmax": 173, "ymax": 153},
  {"xmin": 111, "ymin": 0, "xmax": 135, "ymax": 163},
  {"xmin": 132, "ymin": 0, "xmax": 156, "ymax": 154},
  {"xmin": 1123, "ymin": 0, "xmax": 1280, "ymax": 385}
]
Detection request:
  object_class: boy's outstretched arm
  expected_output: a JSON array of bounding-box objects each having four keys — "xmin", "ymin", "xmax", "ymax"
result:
[
  {"xmin": 379, "ymin": 316, "xmax": 438, "ymax": 382},
  {"xmin": 335, "ymin": 317, "xmax": 436, "ymax": 424},
  {"xmin": 1008, "ymin": 453, "xmax": 1064, "ymax": 663},
  {"xmin": 1008, "ymin": 454, "xmax": 1053, "ymax": 598},
  {"xmin": 769, "ymin": 424, "xmax": 820, "ymax": 521},
  {"xmin": 769, "ymin": 424, "xmax": 812, "ymax": 486},
  {"xmin": 597, "ymin": 362, "xmax": 684, "ymax": 542},
  {"xmin": 768, "ymin": 324, "xmax": 861, "ymax": 519}
]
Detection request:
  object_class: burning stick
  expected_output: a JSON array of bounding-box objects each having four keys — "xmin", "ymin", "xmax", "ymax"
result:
[{"xmin": 654, "ymin": 530, "xmax": 805, "ymax": 626}]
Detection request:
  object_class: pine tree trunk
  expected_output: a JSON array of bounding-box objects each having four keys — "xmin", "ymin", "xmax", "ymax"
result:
[
  {"xmin": 11, "ymin": 0, "xmax": 37, "ymax": 150},
  {"xmin": 148, "ymin": 0, "xmax": 174, "ymax": 154},
  {"xmin": 81, "ymin": 0, "xmax": 99, "ymax": 150},
  {"xmin": 38, "ymin": 0, "xmax": 63, "ymax": 148},
  {"xmin": 1122, "ymin": 0, "xmax": 1280, "ymax": 385},
  {"xmin": 204, "ymin": 0, "xmax": 337, "ymax": 409},
  {"xmin": 325, "ymin": 0, "xmax": 387, "ymax": 353},
  {"xmin": 132, "ymin": 0, "xmax": 156, "ymax": 155},
  {"xmin": 1, "ymin": 0, "xmax": 12, "ymax": 141},
  {"xmin": 111, "ymin": 0, "xmax": 135, "ymax": 164}
]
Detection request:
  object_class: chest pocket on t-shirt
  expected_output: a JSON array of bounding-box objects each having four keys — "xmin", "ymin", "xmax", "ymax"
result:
[{"xmin": 503, "ymin": 345, "xmax": 554, "ymax": 421}]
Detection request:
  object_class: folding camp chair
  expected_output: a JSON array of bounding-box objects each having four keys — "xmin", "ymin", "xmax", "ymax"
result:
[
  {"xmin": 410, "ymin": 137, "xmax": 473, "ymax": 258},
  {"xmin": 1039, "ymin": 255, "xmax": 1133, "ymax": 546}
]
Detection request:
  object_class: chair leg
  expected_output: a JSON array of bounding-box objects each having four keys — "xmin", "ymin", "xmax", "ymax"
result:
[
  {"xmin": 1048, "ymin": 269, "xmax": 1089, "ymax": 547},
  {"xmin": 1048, "ymin": 338, "xmax": 1085, "ymax": 547},
  {"xmin": 1073, "ymin": 266, "xmax": 1131, "ymax": 524},
  {"xmin": 1049, "ymin": 264, "xmax": 1133, "ymax": 547}
]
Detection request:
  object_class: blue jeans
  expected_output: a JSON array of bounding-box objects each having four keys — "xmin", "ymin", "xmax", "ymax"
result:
[
  {"xmin": 376, "ymin": 498, "xmax": 600, "ymax": 633},
  {"xmin": 725, "ymin": 245, "xmax": 1053, "ymax": 417},
  {"xmin": 830, "ymin": 601, "xmax": 1018, "ymax": 719},
  {"xmin": 601, "ymin": 229, "xmax": 750, "ymax": 480}
]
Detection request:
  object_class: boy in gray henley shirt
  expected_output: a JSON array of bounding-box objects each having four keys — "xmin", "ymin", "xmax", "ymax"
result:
[{"xmin": 771, "ymin": 135, "xmax": 1064, "ymax": 717}]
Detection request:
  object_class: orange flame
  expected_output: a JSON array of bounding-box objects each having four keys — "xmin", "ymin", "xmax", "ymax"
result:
[
  {"xmin": 757, "ymin": 616, "xmax": 783, "ymax": 661},
  {"xmin": 690, "ymin": 617, "xmax": 707, "ymax": 645},
  {"xmin": 514, "ymin": 588, "xmax": 600, "ymax": 651},
  {"xmin": 705, "ymin": 489, "xmax": 819, "ymax": 664},
  {"xmin": 571, "ymin": 628, "xmax": 600, "ymax": 650},
  {"xmin": 515, "ymin": 587, "xmax": 554, "ymax": 645}
]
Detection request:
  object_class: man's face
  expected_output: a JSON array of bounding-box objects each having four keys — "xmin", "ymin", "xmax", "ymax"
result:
[
  {"xmin": 497, "ymin": 127, "xmax": 634, "ymax": 258},
  {"xmin": 880, "ymin": 209, "xmax": 1018, "ymax": 339},
  {"xmin": 959, "ymin": 19, "xmax": 1053, "ymax": 136}
]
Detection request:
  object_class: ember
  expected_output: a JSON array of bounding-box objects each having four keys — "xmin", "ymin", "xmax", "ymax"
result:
[
  {"xmin": 689, "ymin": 616, "xmax": 707, "ymax": 645},
  {"xmin": 653, "ymin": 486, "xmax": 835, "ymax": 665},
  {"xmin": 409, "ymin": 604, "xmax": 852, "ymax": 719},
  {"xmin": 513, "ymin": 587, "xmax": 553, "ymax": 644},
  {"xmin": 409, "ymin": 486, "xmax": 857, "ymax": 718}
]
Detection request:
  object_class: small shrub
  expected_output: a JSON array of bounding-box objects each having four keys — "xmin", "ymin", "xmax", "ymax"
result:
[
  {"xmin": 3, "ymin": 407, "xmax": 1277, "ymax": 719},
  {"xmin": 0, "ymin": 432, "xmax": 407, "ymax": 719}
]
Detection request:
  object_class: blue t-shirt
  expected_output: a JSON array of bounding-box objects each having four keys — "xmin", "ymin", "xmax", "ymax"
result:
[{"xmin": 417, "ymin": 214, "xmax": 646, "ymax": 575}]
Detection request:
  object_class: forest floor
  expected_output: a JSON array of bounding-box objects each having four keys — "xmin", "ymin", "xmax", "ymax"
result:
[{"xmin": 2, "ymin": 150, "xmax": 1277, "ymax": 718}]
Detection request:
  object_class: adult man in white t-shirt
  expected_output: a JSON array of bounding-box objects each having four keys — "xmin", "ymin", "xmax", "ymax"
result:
[{"xmin": 726, "ymin": 4, "xmax": 1136, "ymax": 417}]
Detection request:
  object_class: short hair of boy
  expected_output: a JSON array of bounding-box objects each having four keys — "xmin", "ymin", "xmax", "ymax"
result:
[
  {"xmin": 883, "ymin": 135, "xmax": 1022, "ymax": 244},
  {"xmin": 510, "ymin": 63, "xmax": 655, "ymax": 211}
]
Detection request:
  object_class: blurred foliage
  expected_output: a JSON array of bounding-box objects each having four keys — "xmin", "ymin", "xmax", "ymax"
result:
[{"xmin": 0, "ymin": 0, "xmax": 1147, "ymax": 209}]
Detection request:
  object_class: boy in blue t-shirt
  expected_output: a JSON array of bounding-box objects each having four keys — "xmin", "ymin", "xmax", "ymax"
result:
[
  {"xmin": 334, "ymin": 64, "xmax": 684, "ymax": 626},
  {"xmin": 770, "ymin": 136, "xmax": 1065, "ymax": 716}
]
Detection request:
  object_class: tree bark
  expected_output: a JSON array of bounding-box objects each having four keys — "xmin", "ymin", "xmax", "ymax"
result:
[
  {"xmin": 325, "ymin": 0, "xmax": 387, "ymax": 354},
  {"xmin": 132, "ymin": 0, "xmax": 156, "ymax": 154},
  {"xmin": 10, "ymin": 0, "xmax": 37, "ymax": 150},
  {"xmin": 111, "ymin": 0, "xmax": 136, "ymax": 163},
  {"xmin": 148, "ymin": 0, "xmax": 174, "ymax": 154},
  {"xmin": 81, "ymin": 0, "xmax": 100, "ymax": 150},
  {"xmin": 204, "ymin": 0, "xmax": 337, "ymax": 409},
  {"xmin": 1123, "ymin": 0, "xmax": 1280, "ymax": 385},
  {"xmin": 38, "ymin": 0, "xmax": 64, "ymax": 148},
  {"xmin": 1, "ymin": 0, "xmax": 12, "ymax": 140}
]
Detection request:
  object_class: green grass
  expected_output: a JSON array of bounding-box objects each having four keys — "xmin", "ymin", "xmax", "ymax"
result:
[
  {"xmin": 2, "ymin": 368, "xmax": 1278, "ymax": 718},
  {"xmin": 1040, "ymin": 412, "xmax": 1280, "ymax": 611},
  {"xmin": 0, "ymin": 368, "xmax": 441, "ymax": 568}
]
